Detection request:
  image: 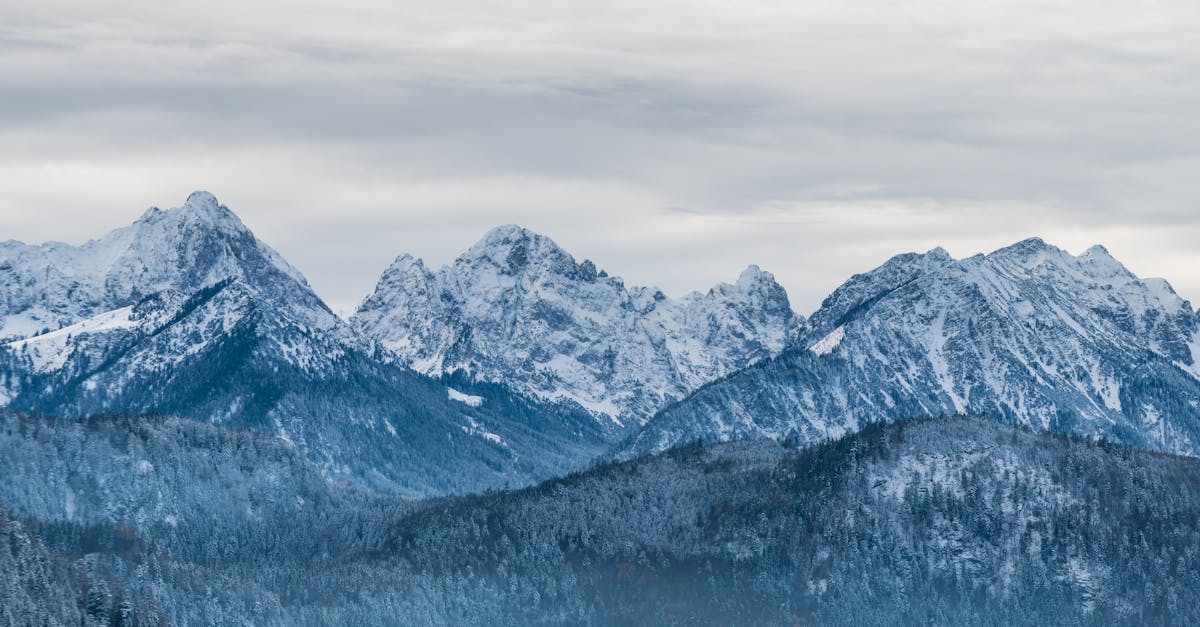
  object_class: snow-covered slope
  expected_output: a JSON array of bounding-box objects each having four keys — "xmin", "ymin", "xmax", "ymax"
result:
[
  {"xmin": 352, "ymin": 225, "xmax": 800, "ymax": 425},
  {"xmin": 624, "ymin": 238, "xmax": 1200, "ymax": 457},
  {"xmin": 0, "ymin": 191, "xmax": 325, "ymax": 340},
  {"xmin": 0, "ymin": 195, "xmax": 611, "ymax": 497},
  {"xmin": 0, "ymin": 191, "xmax": 356, "ymax": 402}
]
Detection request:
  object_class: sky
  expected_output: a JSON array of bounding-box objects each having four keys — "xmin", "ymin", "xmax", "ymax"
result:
[{"xmin": 1, "ymin": 0, "xmax": 1198, "ymax": 315}]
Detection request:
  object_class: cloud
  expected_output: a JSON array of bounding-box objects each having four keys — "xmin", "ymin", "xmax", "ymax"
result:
[{"xmin": 1, "ymin": 0, "xmax": 1198, "ymax": 313}]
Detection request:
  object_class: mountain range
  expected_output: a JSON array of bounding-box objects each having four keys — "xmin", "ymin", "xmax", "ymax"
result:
[
  {"xmin": 624, "ymin": 238, "xmax": 1200, "ymax": 459},
  {"xmin": 5, "ymin": 193, "xmax": 1200, "ymax": 494},
  {"xmin": 0, "ymin": 193, "xmax": 807, "ymax": 499},
  {"xmin": 0, "ymin": 193, "xmax": 612, "ymax": 497},
  {"xmin": 5, "ymin": 191, "xmax": 1200, "ymax": 623}
]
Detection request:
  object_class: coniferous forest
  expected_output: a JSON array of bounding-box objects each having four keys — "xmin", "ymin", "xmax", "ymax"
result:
[{"xmin": 5, "ymin": 410, "xmax": 1200, "ymax": 625}]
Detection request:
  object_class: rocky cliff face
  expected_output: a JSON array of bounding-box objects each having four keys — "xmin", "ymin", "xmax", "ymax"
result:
[
  {"xmin": 0, "ymin": 195, "xmax": 610, "ymax": 498},
  {"xmin": 353, "ymin": 225, "xmax": 801, "ymax": 425},
  {"xmin": 0, "ymin": 191, "xmax": 331, "ymax": 341},
  {"xmin": 624, "ymin": 238, "xmax": 1200, "ymax": 457}
]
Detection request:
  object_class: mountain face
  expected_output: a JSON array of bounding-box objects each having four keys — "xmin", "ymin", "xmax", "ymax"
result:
[
  {"xmin": 7, "ymin": 409, "xmax": 1200, "ymax": 624},
  {"xmin": 0, "ymin": 194, "xmax": 610, "ymax": 498},
  {"xmin": 352, "ymin": 225, "xmax": 800, "ymax": 425},
  {"xmin": 625, "ymin": 238, "xmax": 1200, "ymax": 457},
  {"xmin": 0, "ymin": 191, "xmax": 325, "ymax": 341}
]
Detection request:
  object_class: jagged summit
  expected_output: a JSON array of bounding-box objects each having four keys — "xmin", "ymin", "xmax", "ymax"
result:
[
  {"xmin": 136, "ymin": 191, "xmax": 242, "ymax": 231},
  {"xmin": 978, "ymin": 238, "xmax": 1135, "ymax": 276},
  {"xmin": 468, "ymin": 224, "xmax": 561, "ymax": 259},
  {"xmin": 926, "ymin": 246, "xmax": 952, "ymax": 260},
  {"xmin": 991, "ymin": 235, "xmax": 1053, "ymax": 254},
  {"xmin": 732, "ymin": 264, "xmax": 777, "ymax": 291},
  {"xmin": 0, "ymin": 196, "xmax": 617, "ymax": 498},
  {"xmin": 805, "ymin": 245, "xmax": 955, "ymax": 336},
  {"xmin": 353, "ymin": 225, "xmax": 801, "ymax": 424},
  {"xmin": 455, "ymin": 224, "xmax": 600, "ymax": 283},
  {"xmin": 185, "ymin": 189, "xmax": 220, "ymax": 209},
  {"xmin": 0, "ymin": 192, "xmax": 317, "ymax": 340},
  {"xmin": 1081, "ymin": 243, "xmax": 1113, "ymax": 258},
  {"xmin": 476, "ymin": 223, "xmax": 540, "ymax": 246},
  {"xmin": 626, "ymin": 236, "xmax": 1200, "ymax": 459}
]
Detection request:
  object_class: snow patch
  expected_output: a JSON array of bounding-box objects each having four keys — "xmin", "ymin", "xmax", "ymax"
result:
[
  {"xmin": 461, "ymin": 415, "xmax": 504, "ymax": 445},
  {"xmin": 0, "ymin": 307, "xmax": 57, "ymax": 341},
  {"xmin": 448, "ymin": 388, "xmax": 485, "ymax": 407},
  {"xmin": 1143, "ymin": 278, "xmax": 1183, "ymax": 315},
  {"xmin": 926, "ymin": 311, "xmax": 965, "ymax": 414},
  {"xmin": 1183, "ymin": 330, "xmax": 1200, "ymax": 381},
  {"xmin": 6, "ymin": 306, "xmax": 136, "ymax": 372},
  {"xmin": 274, "ymin": 416, "xmax": 294, "ymax": 446},
  {"xmin": 1143, "ymin": 404, "xmax": 1165, "ymax": 447},
  {"xmin": 809, "ymin": 326, "xmax": 845, "ymax": 356}
]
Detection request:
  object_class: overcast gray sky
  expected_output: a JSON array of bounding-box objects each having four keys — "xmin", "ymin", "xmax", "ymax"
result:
[{"xmin": 2, "ymin": 0, "xmax": 1198, "ymax": 315}]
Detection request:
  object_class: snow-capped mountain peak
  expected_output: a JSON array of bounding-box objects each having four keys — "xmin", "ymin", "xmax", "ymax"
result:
[
  {"xmin": 624, "ymin": 237, "xmax": 1200, "ymax": 460},
  {"xmin": 353, "ymin": 225, "xmax": 801, "ymax": 425},
  {"xmin": 1, "ymin": 196, "xmax": 622, "ymax": 498},
  {"xmin": 720, "ymin": 265, "xmax": 794, "ymax": 313},
  {"xmin": 0, "ymin": 192, "xmax": 321, "ymax": 341},
  {"xmin": 184, "ymin": 189, "xmax": 220, "ymax": 209},
  {"xmin": 455, "ymin": 223, "xmax": 598, "ymax": 284},
  {"xmin": 735, "ymin": 264, "xmax": 768, "ymax": 287},
  {"xmin": 805, "ymin": 245, "xmax": 954, "ymax": 338}
]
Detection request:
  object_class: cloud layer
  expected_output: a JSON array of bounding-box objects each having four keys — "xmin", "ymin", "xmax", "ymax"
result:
[{"xmin": 2, "ymin": 0, "xmax": 1198, "ymax": 313}]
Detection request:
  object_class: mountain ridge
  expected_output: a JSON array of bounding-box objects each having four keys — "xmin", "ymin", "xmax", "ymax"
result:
[
  {"xmin": 624, "ymin": 237, "xmax": 1200, "ymax": 458},
  {"xmin": 0, "ymin": 194, "xmax": 615, "ymax": 498},
  {"xmin": 352, "ymin": 223, "xmax": 802, "ymax": 425}
]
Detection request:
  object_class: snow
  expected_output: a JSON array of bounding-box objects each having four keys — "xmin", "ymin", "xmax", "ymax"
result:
[
  {"xmin": 274, "ymin": 416, "xmax": 294, "ymax": 446},
  {"xmin": 461, "ymin": 415, "xmax": 504, "ymax": 445},
  {"xmin": 448, "ymin": 388, "xmax": 485, "ymax": 407},
  {"xmin": 1143, "ymin": 278, "xmax": 1184, "ymax": 315},
  {"xmin": 353, "ymin": 226, "xmax": 800, "ymax": 426},
  {"xmin": 1060, "ymin": 557, "xmax": 1105, "ymax": 613},
  {"xmin": 0, "ymin": 191, "xmax": 324, "ymax": 344},
  {"xmin": 64, "ymin": 488, "xmax": 76, "ymax": 520},
  {"xmin": 9, "ymin": 306, "xmax": 136, "ymax": 348},
  {"xmin": 926, "ymin": 310, "xmax": 965, "ymax": 414},
  {"xmin": 1088, "ymin": 360, "xmax": 1122, "ymax": 412},
  {"xmin": 809, "ymin": 326, "xmax": 845, "ymax": 356},
  {"xmin": 6, "ymin": 306, "xmax": 137, "ymax": 372},
  {"xmin": 874, "ymin": 450, "xmax": 989, "ymax": 501},
  {"xmin": 0, "ymin": 307, "xmax": 57, "ymax": 341},
  {"xmin": 633, "ymin": 233, "xmax": 1200, "ymax": 459},
  {"xmin": 1142, "ymin": 404, "xmax": 1165, "ymax": 447},
  {"xmin": 1185, "ymin": 331, "xmax": 1200, "ymax": 380}
]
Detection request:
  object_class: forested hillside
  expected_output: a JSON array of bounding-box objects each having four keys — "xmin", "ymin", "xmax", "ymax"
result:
[{"xmin": 4, "ymin": 410, "xmax": 1200, "ymax": 624}]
